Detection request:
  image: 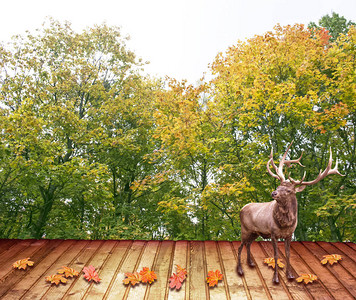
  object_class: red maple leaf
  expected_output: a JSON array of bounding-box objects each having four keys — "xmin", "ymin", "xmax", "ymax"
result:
[
  {"xmin": 83, "ymin": 265, "xmax": 101, "ymax": 283},
  {"xmin": 139, "ymin": 267, "xmax": 157, "ymax": 284},
  {"xmin": 45, "ymin": 274, "xmax": 67, "ymax": 285},
  {"xmin": 12, "ymin": 258, "xmax": 34, "ymax": 270},
  {"xmin": 123, "ymin": 272, "xmax": 142, "ymax": 286},
  {"xmin": 57, "ymin": 266, "xmax": 79, "ymax": 278},
  {"xmin": 169, "ymin": 265, "xmax": 187, "ymax": 290},
  {"xmin": 169, "ymin": 273, "xmax": 183, "ymax": 290},
  {"xmin": 206, "ymin": 270, "xmax": 223, "ymax": 287}
]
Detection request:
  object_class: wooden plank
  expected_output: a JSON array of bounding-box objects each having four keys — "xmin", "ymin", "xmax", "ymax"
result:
[
  {"xmin": 0, "ymin": 240, "xmax": 34, "ymax": 267},
  {"xmin": 167, "ymin": 240, "xmax": 189, "ymax": 300},
  {"xmin": 41, "ymin": 240, "xmax": 92, "ymax": 300},
  {"xmin": 0, "ymin": 239, "xmax": 17, "ymax": 256},
  {"xmin": 291, "ymin": 242, "xmax": 352, "ymax": 299},
  {"xmin": 231, "ymin": 241, "xmax": 269, "ymax": 300},
  {"xmin": 126, "ymin": 240, "xmax": 160, "ymax": 300},
  {"xmin": 0, "ymin": 239, "xmax": 47, "ymax": 281},
  {"xmin": 189, "ymin": 241, "xmax": 208, "ymax": 300},
  {"xmin": 204, "ymin": 241, "xmax": 229, "ymax": 299},
  {"xmin": 332, "ymin": 242, "xmax": 356, "ymax": 264},
  {"xmin": 105, "ymin": 240, "xmax": 146, "ymax": 300},
  {"xmin": 317, "ymin": 241, "xmax": 356, "ymax": 278},
  {"xmin": 346, "ymin": 242, "xmax": 356, "ymax": 251},
  {"xmin": 147, "ymin": 240, "xmax": 174, "ymax": 300},
  {"xmin": 277, "ymin": 242, "xmax": 332, "ymax": 300},
  {"xmin": 62, "ymin": 240, "xmax": 114, "ymax": 300},
  {"xmin": 0, "ymin": 239, "xmax": 61, "ymax": 298},
  {"xmin": 2, "ymin": 239, "xmax": 76, "ymax": 300},
  {"xmin": 84, "ymin": 240, "xmax": 132, "ymax": 299},
  {"xmin": 248, "ymin": 242, "xmax": 291, "ymax": 300},
  {"xmin": 302, "ymin": 241, "xmax": 356, "ymax": 299},
  {"xmin": 260, "ymin": 241, "xmax": 311, "ymax": 300}
]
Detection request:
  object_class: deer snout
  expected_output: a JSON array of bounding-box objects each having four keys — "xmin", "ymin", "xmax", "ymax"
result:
[{"xmin": 271, "ymin": 191, "xmax": 278, "ymax": 198}]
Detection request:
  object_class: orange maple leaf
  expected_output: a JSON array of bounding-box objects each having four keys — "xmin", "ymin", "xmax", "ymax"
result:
[
  {"xmin": 296, "ymin": 273, "xmax": 317, "ymax": 284},
  {"xmin": 83, "ymin": 265, "xmax": 101, "ymax": 283},
  {"xmin": 139, "ymin": 267, "xmax": 157, "ymax": 284},
  {"xmin": 169, "ymin": 265, "xmax": 187, "ymax": 290},
  {"xmin": 123, "ymin": 272, "xmax": 142, "ymax": 286},
  {"xmin": 263, "ymin": 257, "xmax": 285, "ymax": 269},
  {"xmin": 57, "ymin": 266, "xmax": 79, "ymax": 278},
  {"xmin": 321, "ymin": 254, "xmax": 342, "ymax": 265},
  {"xmin": 12, "ymin": 258, "xmax": 34, "ymax": 270},
  {"xmin": 206, "ymin": 270, "xmax": 223, "ymax": 287},
  {"xmin": 45, "ymin": 274, "xmax": 67, "ymax": 285}
]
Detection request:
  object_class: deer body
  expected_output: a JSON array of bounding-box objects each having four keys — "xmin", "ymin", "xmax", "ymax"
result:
[{"xmin": 237, "ymin": 142, "xmax": 343, "ymax": 284}]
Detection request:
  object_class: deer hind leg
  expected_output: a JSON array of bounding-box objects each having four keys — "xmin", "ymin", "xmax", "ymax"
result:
[
  {"xmin": 284, "ymin": 236, "xmax": 294, "ymax": 280},
  {"xmin": 237, "ymin": 232, "xmax": 258, "ymax": 276}
]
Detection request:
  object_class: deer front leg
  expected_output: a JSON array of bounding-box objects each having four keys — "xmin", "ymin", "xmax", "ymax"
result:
[
  {"xmin": 246, "ymin": 242, "xmax": 255, "ymax": 267},
  {"xmin": 284, "ymin": 236, "xmax": 294, "ymax": 280},
  {"xmin": 271, "ymin": 234, "xmax": 279, "ymax": 284}
]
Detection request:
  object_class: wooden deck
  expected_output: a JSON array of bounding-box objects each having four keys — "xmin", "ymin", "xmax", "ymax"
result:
[{"xmin": 0, "ymin": 239, "xmax": 355, "ymax": 299}]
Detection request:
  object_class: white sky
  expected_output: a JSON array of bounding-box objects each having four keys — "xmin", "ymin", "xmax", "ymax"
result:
[{"xmin": 1, "ymin": 0, "xmax": 356, "ymax": 84}]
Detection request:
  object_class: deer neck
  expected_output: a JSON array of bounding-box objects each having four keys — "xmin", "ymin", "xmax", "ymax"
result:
[{"xmin": 273, "ymin": 196, "xmax": 298, "ymax": 228}]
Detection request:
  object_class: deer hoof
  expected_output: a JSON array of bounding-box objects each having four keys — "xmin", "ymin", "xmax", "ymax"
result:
[
  {"xmin": 287, "ymin": 273, "xmax": 295, "ymax": 280},
  {"xmin": 273, "ymin": 275, "xmax": 279, "ymax": 284},
  {"xmin": 237, "ymin": 265, "xmax": 244, "ymax": 276},
  {"xmin": 248, "ymin": 260, "xmax": 255, "ymax": 267}
]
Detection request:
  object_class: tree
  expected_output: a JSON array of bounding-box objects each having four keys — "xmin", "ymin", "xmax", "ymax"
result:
[
  {"xmin": 309, "ymin": 12, "xmax": 355, "ymax": 42},
  {"xmin": 0, "ymin": 19, "xmax": 162, "ymax": 239},
  {"xmin": 210, "ymin": 24, "xmax": 355, "ymax": 241}
]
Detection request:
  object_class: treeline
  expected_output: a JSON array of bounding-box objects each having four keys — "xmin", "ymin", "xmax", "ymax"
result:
[{"xmin": 0, "ymin": 18, "xmax": 355, "ymax": 241}]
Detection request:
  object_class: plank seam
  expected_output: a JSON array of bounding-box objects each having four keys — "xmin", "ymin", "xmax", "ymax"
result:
[
  {"xmin": 202, "ymin": 241, "xmax": 210, "ymax": 300},
  {"xmin": 61, "ymin": 240, "xmax": 106, "ymax": 299},
  {"xmin": 257, "ymin": 242, "xmax": 294, "ymax": 300},
  {"xmin": 18, "ymin": 240, "xmax": 75, "ymax": 300},
  {"xmin": 122, "ymin": 240, "xmax": 148, "ymax": 300},
  {"xmin": 317, "ymin": 241, "xmax": 356, "ymax": 281},
  {"xmin": 42, "ymin": 240, "xmax": 90, "ymax": 299},
  {"xmin": 102, "ymin": 240, "xmax": 134, "ymax": 300},
  {"xmin": 290, "ymin": 242, "xmax": 334, "ymax": 299},
  {"xmin": 216, "ymin": 241, "xmax": 231, "ymax": 300},
  {"xmin": 164, "ymin": 241, "xmax": 175, "ymax": 300},
  {"xmin": 301, "ymin": 241, "xmax": 355, "ymax": 299},
  {"xmin": 82, "ymin": 240, "xmax": 119, "ymax": 299},
  {"xmin": 144, "ymin": 241, "xmax": 162, "ymax": 300}
]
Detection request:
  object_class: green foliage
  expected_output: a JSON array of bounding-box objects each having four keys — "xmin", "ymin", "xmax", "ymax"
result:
[
  {"xmin": 309, "ymin": 12, "xmax": 355, "ymax": 42},
  {"xmin": 0, "ymin": 18, "xmax": 355, "ymax": 242}
]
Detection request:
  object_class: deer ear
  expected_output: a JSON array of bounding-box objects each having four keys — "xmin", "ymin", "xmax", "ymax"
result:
[{"xmin": 295, "ymin": 185, "xmax": 306, "ymax": 193}]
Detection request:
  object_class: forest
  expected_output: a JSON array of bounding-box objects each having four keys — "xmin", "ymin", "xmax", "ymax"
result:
[{"xmin": 0, "ymin": 15, "xmax": 355, "ymax": 242}]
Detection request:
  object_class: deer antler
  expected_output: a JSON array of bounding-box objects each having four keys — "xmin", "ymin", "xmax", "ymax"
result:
[
  {"xmin": 267, "ymin": 141, "xmax": 305, "ymax": 182},
  {"xmin": 289, "ymin": 148, "xmax": 344, "ymax": 186}
]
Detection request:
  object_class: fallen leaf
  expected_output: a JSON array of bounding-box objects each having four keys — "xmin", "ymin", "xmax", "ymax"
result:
[
  {"xmin": 206, "ymin": 270, "xmax": 223, "ymax": 287},
  {"xmin": 169, "ymin": 265, "xmax": 187, "ymax": 290},
  {"xmin": 321, "ymin": 254, "xmax": 342, "ymax": 265},
  {"xmin": 46, "ymin": 274, "xmax": 67, "ymax": 285},
  {"xmin": 123, "ymin": 272, "xmax": 142, "ymax": 286},
  {"xmin": 296, "ymin": 273, "xmax": 317, "ymax": 284},
  {"xmin": 83, "ymin": 265, "xmax": 101, "ymax": 283},
  {"xmin": 12, "ymin": 258, "xmax": 34, "ymax": 270},
  {"xmin": 139, "ymin": 267, "xmax": 157, "ymax": 284},
  {"xmin": 263, "ymin": 257, "xmax": 285, "ymax": 269},
  {"xmin": 57, "ymin": 266, "xmax": 79, "ymax": 278}
]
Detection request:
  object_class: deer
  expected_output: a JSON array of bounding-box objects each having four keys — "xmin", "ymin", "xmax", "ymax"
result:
[{"xmin": 237, "ymin": 141, "xmax": 344, "ymax": 284}]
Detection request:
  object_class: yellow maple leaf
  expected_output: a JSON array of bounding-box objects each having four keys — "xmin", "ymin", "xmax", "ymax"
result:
[
  {"xmin": 263, "ymin": 257, "xmax": 285, "ymax": 269},
  {"xmin": 296, "ymin": 273, "xmax": 317, "ymax": 284},
  {"xmin": 12, "ymin": 258, "xmax": 34, "ymax": 270},
  {"xmin": 321, "ymin": 254, "xmax": 342, "ymax": 265}
]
